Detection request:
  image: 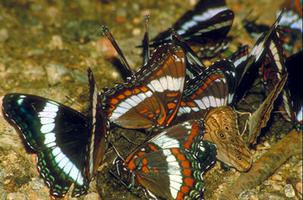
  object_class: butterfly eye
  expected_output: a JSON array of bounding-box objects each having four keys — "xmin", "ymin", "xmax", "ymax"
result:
[{"xmin": 218, "ymin": 132, "xmax": 226, "ymax": 139}]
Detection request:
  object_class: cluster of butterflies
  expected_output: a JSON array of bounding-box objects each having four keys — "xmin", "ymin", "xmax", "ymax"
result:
[{"xmin": 1, "ymin": 0, "xmax": 302, "ymax": 199}]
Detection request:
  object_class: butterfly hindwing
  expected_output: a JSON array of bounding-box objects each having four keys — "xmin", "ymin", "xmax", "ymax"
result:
[
  {"xmin": 113, "ymin": 120, "xmax": 216, "ymax": 200},
  {"xmin": 2, "ymin": 93, "xmax": 89, "ymax": 197}
]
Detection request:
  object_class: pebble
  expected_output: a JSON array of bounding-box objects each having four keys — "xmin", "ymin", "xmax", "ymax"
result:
[
  {"xmin": 84, "ymin": 192, "xmax": 100, "ymax": 200},
  {"xmin": 6, "ymin": 192, "xmax": 27, "ymax": 200},
  {"xmin": 132, "ymin": 28, "xmax": 141, "ymax": 36},
  {"xmin": 0, "ymin": 63, "xmax": 6, "ymax": 71},
  {"xmin": 111, "ymin": 71, "xmax": 119, "ymax": 79},
  {"xmin": 271, "ymin": 174, "xmax": 283, "ymax": 181},
  {"xmin": 0, "ymin": 28, "xmax": 9, "ymax": 42},
  {"xmin": 239, "ymin": 190, "xmax": 257, "ymax": 200},
  {"xmin": 284, "ymin": 184, "xmax": 295, "ymax": 198},
  {"xmin": 45, "ymin": 63, "xmax": 69, "ymax": 85},
  {"xmin": 296, "ymin": 182, "xmax": 303, "ymax": 194},
  {"xmin": 272, "ymin": 183, "xmax": 283, "ymax": 191},
  {"xmin": 48, "ymin": 35, "xmax": 64, "ymax": 50}
]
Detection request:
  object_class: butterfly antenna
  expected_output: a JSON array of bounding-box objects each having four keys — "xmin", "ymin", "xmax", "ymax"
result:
[
  {"xmin": 142, "ymin": 15, "xmax": 150, "ymax": 66},
  {"xmin": 101, "ymin": 25, "xmax": 133, "ymax": 79}
]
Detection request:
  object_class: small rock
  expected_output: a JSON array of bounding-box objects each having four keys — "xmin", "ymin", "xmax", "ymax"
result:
[
  {"xmin": 0, "ymin": 63, "xmax": 6, "ymax": 71},
  {"xmin": 271, "ymin": 174, "xmax": 283, "ymax": 181},
  {"xmin": 112, "ymin": 71, "xmax": 119, "ymax": 79},
  {"xmin": 48, "ymin": 35, "xmax": 64, "ymax": 50},
  {"xmin": 239, "ymin": 190, "xmax": 257, "ymax": 200},
  {"xmin": 0, "ymin": 28, "xmax": 9, "ymax": 42},
  {"xmin": 7, "ymin": 192, "xmax": 27, "ymax": 200},
  {"xmin": 272, "ymin": 182, "xmax": 283, "ymax": 191},
  {"xmin": 284, "ymin": 184, "xmax": 295, "ymax": 198},
  {"xmin": 45, "ymin": 63, "xmax": 69, "ymax": 85},
  {"xmin": 84, "ymin": 192, "xmax": 100, "ymax": 200},
  {"xmin": 132, "ymin": 28, "xmax": 141, "ymax": 36},
  {"xmin": 296, "ymin": 182, "xmax": 303, "ymax": 194}
]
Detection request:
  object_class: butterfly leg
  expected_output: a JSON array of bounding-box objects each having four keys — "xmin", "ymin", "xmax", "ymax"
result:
[{"xmin": 235, "ymin": 110, "xmax": 252, "ymax": 136}]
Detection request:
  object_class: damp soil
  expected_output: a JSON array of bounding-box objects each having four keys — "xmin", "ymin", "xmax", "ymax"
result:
[{"xmin": 0, "ymin": 0, "xmax": 302, "ymax": 200}]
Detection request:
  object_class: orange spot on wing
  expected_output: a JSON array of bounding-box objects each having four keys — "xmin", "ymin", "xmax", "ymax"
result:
[
  {"xmin": 184, "ymin": 177, "xmax": 194, "ymax": 187},
  {"xmin": 134, "ymin": 88, "xmax": 141, "ymax": 94},
  {"xmin": 141, "ymin": 166, "xmax": 149, "ymax": 173},
  {"xmin": 127, "ymin": 159, "xmax": 136, "ymax": 171},
  {"xmin": 176, "ymin": 192, "xmax": 184, "ymax": 200},
  {"xmin": 148, "ymin": 144, "xmax": 159, "ymax": 152},
  {"xmin": 167, "ymin": 102, "xmax": 176, "ymax": 109},
  {"xmin": 183, "ymin": 122, "xmax": 200, "ymax": 149},
  {"xmin": 167, "ymin": 92, "xmax": 180, "ymax": 97},
  {"xmin": 124, "ymin": 90, "xmax": 132, "ymax": 96},
  {"xmin": 177, "ymin": 154, "xmax": 186, "ymax": 161},
  {"xmin": 142, "ymin": 158, "xmax": 148, "ymax": 165},
  {"xmin": 181, "ymin": 161, "xmax": 190, "ymax": 168},
  {"xmin": 171, "ymin": 148, "xmax": 180, "ymax": 155},
  {"xmin": 118, "ymin": 94, "xmax": 125, "ymax": 100},
  {"xmin": 110, "ymin": 98, "xmax": 119, "ymax": 105},
  {"xmin": 181, "ymin": 185, "xmax": 190, "ymax": 193},
  {"xmin": 140, "ymin": 86, "xmax": 148, "ymax": 92},
  {"xmin": 182, "ymin": 169, "xmax": 192, "ymax": 176}
]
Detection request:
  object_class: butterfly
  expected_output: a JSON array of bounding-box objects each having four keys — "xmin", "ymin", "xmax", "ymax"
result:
[
  {"xmin": 150, "ymin": 0, "xmax": 234, "ymax": 58},
  {"xmin": 174, "ymin": 59, "xmax": 252, "ymax": 172},
  {"xmin": 230, "ymin": 14, "xmax": 283, "ymax": 104},
  {"xmin": 103, "ymin": 43, "xmax": 186, "ymax": 130},
  {"xmin": 1, "ymin": 69, "xmax": 109, "ymax": 197},
  {"xmin": 261, "ymin": 28, "xmax": 301, "ymax": 124},
  {"xmin": 262, "ymin": 45, "xmax": 303, "ymax": 131},
  {"xmin": 111, "ymin": 120, "xmax": 217, "ymax": 200},
  {"xmin": 243, "ymin": 0, "xmax": 302, "ymax": 55}
]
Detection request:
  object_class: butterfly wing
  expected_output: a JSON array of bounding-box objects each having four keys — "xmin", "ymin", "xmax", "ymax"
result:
[
  {"xmin": 151, "ymin": 0, "xmax": 233, "ymax": 45},
  {"xmin": 2, "ymin": 93, "xmax": 89, "ymax": 197},
  {"xmin": 176, "ymin": 60, "xmax": 236, "ymax": 122},
  {"xmin": 286, "ymin": 50, "xmax": 303, "ymax": 128},
  {"xmin": 105, "ymin": 44, "xmax": 186, "ymax": 129},
  {"xmin": 248, "ymin": 74, "xmax": 288, "ymax": 145},
  {"xmin": 87, "ymin": 69, "xmax": 109, "ymax": 179},
  {"xmin": 120, "ymin": 120, "xmax": 216, "ymax": 200}
]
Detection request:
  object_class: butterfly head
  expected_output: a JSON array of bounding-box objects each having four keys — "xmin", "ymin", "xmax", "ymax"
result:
[{"xmin": 204, "ymin": 106, "xmax": 252, "ymax": 172}]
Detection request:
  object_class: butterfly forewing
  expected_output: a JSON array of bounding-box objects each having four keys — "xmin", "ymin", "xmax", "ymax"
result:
[
  {"xmin": 2, "ymin": 93, "xmax": 89, "ymax": 197},
  {"xmin": 105, "ymin": 44, "xmax": 186, "ymax": 129}
]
